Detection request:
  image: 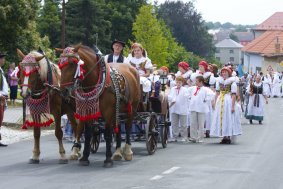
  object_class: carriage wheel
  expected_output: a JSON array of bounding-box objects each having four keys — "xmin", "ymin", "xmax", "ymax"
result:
[
  {"xmin": 91, "ymin": 129, "xmax": 100, "ymax": 154},
  {"xmin": 145, "ymin": 114, "xmax": 158, "ymax": 155},
  {"xmin": 160, "ymin": 112, "xmax": 170, "ymax": 148},
  {"xmin": 161, "ymin": 124, "xmax": 168, "ymax": 148}
]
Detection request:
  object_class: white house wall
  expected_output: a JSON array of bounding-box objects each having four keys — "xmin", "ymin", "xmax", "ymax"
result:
[{"xmin": 243, "ymin": 53, "xmax": 263, "ymax": 73}]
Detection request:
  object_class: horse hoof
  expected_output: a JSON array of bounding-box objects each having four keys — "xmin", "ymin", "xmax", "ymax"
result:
[
  {"xmin": 123, "ymin": 154, "xmax": 133, "ymax": 161},
  {"xmin": 59, "ymin": 159, "xmax": 68, "ymax": 164},
  {"xmin": 29, "ymin": 159, "xmax": 40, "ymax": 164},
  {"xmin": 79, "ymin": 158, "xmax": 90, "ymax": 166},
  {"xmin": 112, "ymin": 153, "xmax": 123, "ymax": 161},
  {"xmin": 69, "ymin": 155, "xmax": 79, "ymax": 160},
  {"xmin": 103, "ymin": 160, "xmax": 113, "ymax": 168}
]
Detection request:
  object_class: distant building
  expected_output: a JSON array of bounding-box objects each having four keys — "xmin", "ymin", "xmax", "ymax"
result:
[
  {"xmin": 215, "ymin": 38, "xmax": 243, "ymax": 65},
  {"xmin": 242, "ymin": 31, "xmax": 283, "ymax": 74},
  {"xmin": 252, "ymin": 12, "xmax": 283, "ymax": 39},
  {"xmin": 234, "ymin": 32, "xmax": 254, "ymax": 46}
]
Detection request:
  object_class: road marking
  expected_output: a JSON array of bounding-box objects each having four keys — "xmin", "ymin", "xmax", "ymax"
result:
[
  {"xmin": 150, "ymin": 175, "xmax": 163, "ymax": 181},
  {"xmin": 162, "ymin": 166, "xmax": 180, "ymax": 175}
]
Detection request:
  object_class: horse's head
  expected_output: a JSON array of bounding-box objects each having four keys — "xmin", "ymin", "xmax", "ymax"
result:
[{"xmin": 17, "ymin": 49, "xmax": 45, "ymax": 98}]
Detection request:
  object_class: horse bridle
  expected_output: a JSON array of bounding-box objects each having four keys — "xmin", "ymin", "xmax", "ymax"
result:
[{"xmin": 19, "ymin": 62, "xmax": 47, "ymax": 97}]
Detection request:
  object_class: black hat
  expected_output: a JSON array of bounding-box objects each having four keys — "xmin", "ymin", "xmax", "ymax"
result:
[
  {"xmin": 111, "ymin": 39, "xmax": 125, "ymax": 51},
  {"xmin": 0, "ymin": 52, "xmax": 6, "ymax": 58}
]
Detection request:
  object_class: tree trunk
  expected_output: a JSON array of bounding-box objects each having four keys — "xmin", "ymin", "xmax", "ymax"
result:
[{"xmin": 61, "ymin": 0, "xmax": 66, "ymax": 48}]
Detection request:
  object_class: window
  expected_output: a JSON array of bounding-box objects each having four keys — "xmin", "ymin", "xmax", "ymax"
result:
[
  {"xmin": 229, "ymin": 49, "xmax": 234, "ymax": 54},
  {"xmin": 216, "ymin": 57, "xmax": 220, "ymax": 61},
  {"xmin": 229, "ymin": 57, "xmax": 234, "ymax": 62}
]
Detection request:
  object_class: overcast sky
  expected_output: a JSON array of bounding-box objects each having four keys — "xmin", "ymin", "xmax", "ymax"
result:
[{"xmin": 154, "ymin": 0, "xmax": 283, "ymax": 25}]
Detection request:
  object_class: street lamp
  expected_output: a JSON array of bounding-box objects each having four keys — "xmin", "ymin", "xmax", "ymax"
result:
[{"xmin": 159, "ymin": 70, "xmax": 168, "ymax": 91}]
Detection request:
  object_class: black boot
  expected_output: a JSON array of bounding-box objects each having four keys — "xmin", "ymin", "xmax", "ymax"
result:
[
  {"xmin": 0, "ymin": 142, "xmax": 8, "ymax": 147},
  {"xmin": 205, "ymin": 130, "xmax": 210, "ymax": 138},
  {"xmin": 259, "ymin": 121, "xmax": 262, "ymax": 125},
  {"xmin": 249, "ymin": 119, "xmax": 253, "ymax": 124}
]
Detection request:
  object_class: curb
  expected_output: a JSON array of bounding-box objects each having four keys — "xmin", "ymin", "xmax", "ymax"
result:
[{"xmin": 2, "ymin": 122, "xmax": 22, "ymax": 127}]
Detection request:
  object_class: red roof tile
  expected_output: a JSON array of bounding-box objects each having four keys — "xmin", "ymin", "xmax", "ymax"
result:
[
  {"xmin": 241, "ymin": 31, "xmax": 283, "ymax": 55},
  {"xmin": 256, "ymin": 12, "xmax": 283, "ymax": 31}
]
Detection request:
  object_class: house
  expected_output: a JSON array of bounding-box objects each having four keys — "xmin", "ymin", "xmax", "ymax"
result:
[
  {"xmin": 234, "ymin": 32, "xmax": 254, "ymax": 46},
  {"xmin": 242, "ymin": 30, "xmax": 283, "ymax": 74},
  {"xmin": 242, "ymin": 12, "xmax": 283, "ymax": 74},
  {"xmin": 215, "ymin": 37, "xmax": 243, "ymax": 65},
  {"xmin": 252, "ymin": 12, "xmax": 283, "ymax": 39}
]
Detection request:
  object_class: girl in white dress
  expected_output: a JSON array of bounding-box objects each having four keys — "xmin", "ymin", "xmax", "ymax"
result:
[
  {"xmin": 126, "ymin": 43, "xmax": 153, "ymax": 93},
  {"xmin": 210, "ymin": 67, "xmax": 242, "ymax": 144}
]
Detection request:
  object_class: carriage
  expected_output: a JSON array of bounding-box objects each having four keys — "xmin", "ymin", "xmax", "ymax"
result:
[{"xmin": 90, "ymin": 74, "xmax": 171, "ymax": 155}]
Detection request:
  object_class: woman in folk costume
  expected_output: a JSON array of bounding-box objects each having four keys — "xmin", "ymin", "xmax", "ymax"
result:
[
  {"xmin": 168, "ymin": 76, "xmax": 189, "ymax": 142},
  {"xmin": 175, "ymin": 61, "xmax": 193, "ymax": 86},
  {"xmin": 210, "ymin": 67, "xmax": 242, "ymax": 144},
  {"xmin": 245, "ymin": 74, "xmax": 268, "ymax": 124},
  {"xmin": 261, "ymin": 73, "xmax": 272, "ymax": 98},
  {"xmin": 272, "ymin": 72, "xmax": 281, "ymax": 97},
  {"xmin": 126, "ymin": 43, "xmax": 153, "ymax": 93}
]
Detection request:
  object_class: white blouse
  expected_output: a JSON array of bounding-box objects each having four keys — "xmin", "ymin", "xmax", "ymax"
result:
[
  {"xmin": 125, "ymin": 56, "xmax": 153, "ymax": 76},
  {"xmin": 188, "ymin": 86, "xmax": 214, "ymax": 113},
  {"xmin": 168, "ymin": 86, "xmax": 189, "ymax": 115}
]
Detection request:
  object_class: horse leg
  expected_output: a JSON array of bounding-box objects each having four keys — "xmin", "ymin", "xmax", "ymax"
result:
[
  {"xmin": 104, "ymin": 125, "xmax": 113, "ymax": 167},
  {"xmin": 112, "ymin": 124, "xmax": 123, "ymax": 161},
  {"xmin": 122, "ymin": 117, "xmax": 133, "ymax": 161},
  {"xmin": 68, "ymin": 115, "xmax": 81, "ymax": 160},
  {"xmin": 79, "ymin": 122, "xmax": 92, "ymax": 166},
  {"xmin": 54, "ymin": 113, "xmax": 68, "ymax": 164},
  {"xmin": 29, "ymin": 127, "xmax": 41, "ymax": 164}
]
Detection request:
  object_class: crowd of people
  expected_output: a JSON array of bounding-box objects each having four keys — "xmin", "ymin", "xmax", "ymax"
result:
[
  {"xmin": 0, "ymin": 39, "xmax": 279, "ymax": 147},
  {"xmin": 102, "ymin": 39, "xmax": 274, "ymax": 144}
]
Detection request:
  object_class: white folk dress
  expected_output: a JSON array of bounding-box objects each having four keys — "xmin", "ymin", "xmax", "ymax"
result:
[
  {"xmin": 210, "ymin": 77, "xmax": 242, "ymax": 137},
  {"xmin": 272, "ymin": 73, "xmax": 281, "ymax": 97},
  {"xmin": 245, "ymin": 82, "xmax": 265, "ymax": 121},
  {"xmin": 262, "ymin": 75, "xmax": 272, "ymax": 97},
  {"xmin": 126, "ymin": 56, "xmax": 153, "ymax": 92}
]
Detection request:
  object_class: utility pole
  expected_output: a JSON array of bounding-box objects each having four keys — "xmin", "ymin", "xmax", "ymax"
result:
[{"xmin": 61, "ymin": 0, "xmax": 66, "ymax": 48}]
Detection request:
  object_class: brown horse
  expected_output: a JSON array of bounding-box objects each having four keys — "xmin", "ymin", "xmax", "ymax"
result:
[
  {"xmin": 56, "ymin": 44, "xmax": 140, "ymax": 167},
  {"xmin": 17, "ymin": 49, "xmax": 80, "ymax": 163}
]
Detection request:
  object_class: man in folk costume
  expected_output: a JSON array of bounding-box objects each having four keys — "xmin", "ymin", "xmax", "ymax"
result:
[
  {"xmin": 191, "ymin": 61, "xmax": 216, "ymax": 138},
  {"xmin": 245, "ymin": 74, "xmax": 268, "ymax": 124},
  {"xmin": 104, "ymin": 39, "xmax": 126, "ymax": 64},
  {"xmin": 168, "ymin": 76, "xmax": 189, "ymax": 142},
  {"xmin": 0, "ymin": 52, "xmax": 9, "ymax": 147},
  {"xmin": 210, "ymin": 67, "xmax": 242, "ymax": 144},
  {"xmin": 188, "ymin": 76, "xmax": 214, "ymax": 143}
]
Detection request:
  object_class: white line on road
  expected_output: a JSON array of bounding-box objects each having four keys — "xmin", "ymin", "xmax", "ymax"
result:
[
  {"xmin": 162, "ymin": 166, "xmax": 181, "ymax": 175},
  {"xmin": 150, "ymin": 175, "xmax": 163, "ymax": 181}
]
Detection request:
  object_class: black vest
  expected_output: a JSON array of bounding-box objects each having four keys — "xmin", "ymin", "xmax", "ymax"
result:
[
  {"xmin": 107, "ymin": 54, "xmax": 124, "ymax": 63},
  {"xmin": 253, "ymin": 84, "xmax": 263, "ymax": 94}
]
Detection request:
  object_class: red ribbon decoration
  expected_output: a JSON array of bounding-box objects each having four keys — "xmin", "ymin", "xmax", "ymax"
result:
[
  {"xmin": 58, "ymin": 57, "xmax": 85, "ymax": 80},
  {"xmin": 194, "ymin": 87, "xmax": 201, "ymax": 96}
]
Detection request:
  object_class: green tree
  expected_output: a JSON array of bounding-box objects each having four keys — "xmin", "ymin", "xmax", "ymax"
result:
[
  {"xmin": 65, "ymin": 0, "xmax": 111, "ymax": 53},
  {"xmin": 132, "ymin": 5, "xmax": 169, "ymax": 67},
  {"xmin": 158, "ymin": 1, "xmax": 215, "ymax": 57},
  {"xmin": 104, "ymin": 0, "xmax": 146, "ymax": 54},
  {"xmin": 37, "ymin": 0, "xmax": 61, "ymax": 48},
  {"xmin": 0, "ymin": 0, "xmax": 49, "ymax": 62}
]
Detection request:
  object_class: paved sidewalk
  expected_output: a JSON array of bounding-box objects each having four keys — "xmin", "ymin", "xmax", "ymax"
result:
[{"xmin": 3, "ymin": 106, "xmax": 23, "ymax": 127}]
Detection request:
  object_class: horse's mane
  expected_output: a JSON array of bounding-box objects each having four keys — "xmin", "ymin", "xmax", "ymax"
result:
[{"xmin": 29, "ymin": 51, "xmax": 61, "ymax": 83}]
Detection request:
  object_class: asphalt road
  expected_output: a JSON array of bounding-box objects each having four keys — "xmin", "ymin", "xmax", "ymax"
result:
[{"xmin": 0, "ymin": 98, "xmax": 283, "ymax": 189}]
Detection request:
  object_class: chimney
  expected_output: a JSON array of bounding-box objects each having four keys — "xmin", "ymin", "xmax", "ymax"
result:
[{"xmin": 275, "ymin": 36, "xmax": 280, "ymax": 53}]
